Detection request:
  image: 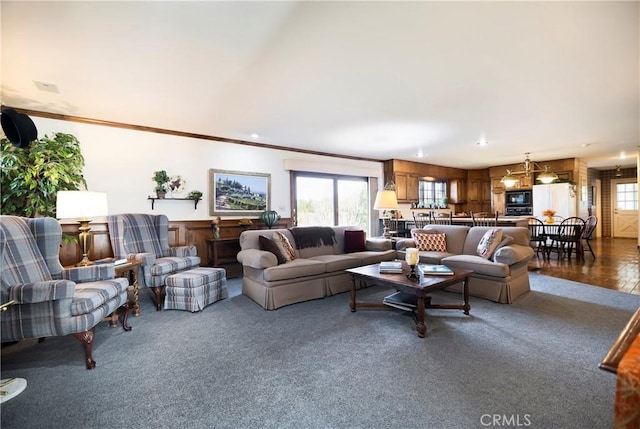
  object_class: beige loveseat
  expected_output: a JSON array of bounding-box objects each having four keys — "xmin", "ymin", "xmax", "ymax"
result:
[
  {"xmin": 396, "ymin": 225, "xmax": 534, "ymax": 303},
  {"xmin": 237, "ymin": 226, "xmax": 396, "ymax": 309}
]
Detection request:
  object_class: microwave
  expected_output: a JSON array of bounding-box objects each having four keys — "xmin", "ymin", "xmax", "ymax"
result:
[{"xmin": 505, "ymin": 190, "xmax": 532, "ymax": 206}]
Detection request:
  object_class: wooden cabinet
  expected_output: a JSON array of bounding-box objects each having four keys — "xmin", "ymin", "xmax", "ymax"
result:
[
  {"xmin": 482, "ymin": 180, "xmax": 491, "ymax": 203},
  {"xmin": 449, "ymin": 179, "xmax": 467, "ymax": 203},
  {"xmin": 394, "ymin": 172, "xmax": 419, "ymax": 202},
  {"xmin": 466, "ymin": 180, "xmax": 479, "ymax": 202},
  {"xmin": 206, "ymin": 238, "xmax": 241, "ymax": 278}
]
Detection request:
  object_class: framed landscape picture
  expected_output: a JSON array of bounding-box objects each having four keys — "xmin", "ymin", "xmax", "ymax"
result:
[{"xmin": 209, "ymin": 169, "xmax": 270, "ymax": 216}]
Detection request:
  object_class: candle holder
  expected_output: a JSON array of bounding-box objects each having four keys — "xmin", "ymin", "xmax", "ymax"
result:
[
  {"xmin": 407, "ymin": 264, "xmax": 419, "ymax": 280},
  {"xmin": 405, "ymin": 248, "xmax": 420, "ymax": 280}
]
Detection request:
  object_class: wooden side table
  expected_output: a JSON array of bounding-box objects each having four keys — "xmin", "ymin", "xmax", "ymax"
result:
[
  {"xmin": 205, "ymin": 238, "xmax": 241, "ymax": 277},
  {"xmin": 114, "ymin": 260, "xmax": 142, "ymax": 317}
]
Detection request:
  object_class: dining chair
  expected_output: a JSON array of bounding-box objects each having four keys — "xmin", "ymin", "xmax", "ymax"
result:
[
  {"xmin": 413, "ymin": 212, "xmax": 430, "ymax": 228},
  {"xmin": 471, "ymin": 211, "xmax": 498, "ymax": 227},
  {"xmin": 581, "ymin": 215, "xmax": 598, "ymax": 259},
  {"xmin": 431, "ymin": 211, "xmax": 453, "ymax": 225},
  {"xmin": 554, "ymin": 217, "xmax": 586, "ymax": 260},
  {"xmin": 527, "ymin": 217, "xmax": 548, "ymax": 259}
]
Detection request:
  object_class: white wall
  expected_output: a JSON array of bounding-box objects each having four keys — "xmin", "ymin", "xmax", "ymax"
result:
[{"xmin": 32, "ymin": 117, "xmax": 384, "ymax": 221}]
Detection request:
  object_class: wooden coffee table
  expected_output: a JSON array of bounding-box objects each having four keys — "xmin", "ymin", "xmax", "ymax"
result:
[{"xmin": 347, "ymin": 262, "xmax": 472, "ymax": 338}]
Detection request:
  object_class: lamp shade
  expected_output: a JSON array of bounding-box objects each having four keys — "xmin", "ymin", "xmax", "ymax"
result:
[
  {"xmin": 373, "ymin": 190, "xmax": 398, "ymax": 210},
  {"xmin": 56, "ymin": 191, "xmax": 108, "ymax": 220}
]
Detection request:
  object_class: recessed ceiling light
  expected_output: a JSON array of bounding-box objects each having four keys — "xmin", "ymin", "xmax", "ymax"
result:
[
  {"xmin": 416, "ymin": 150, "xmax": 426, "ymax": 158},
  {"xmin": 476, "ymin": 141, "xmax": 488, "ymax": 146},
  {"xmin": 251, "ymin": 133, "xmax": 259, "ymax": 139},
  {"xmin": 620, "ymin": 151, "xmax": 626, "ymax": 159},
  {"xmin": 34, "ymin": 81, "xmax": 59, "ymax": 93}
]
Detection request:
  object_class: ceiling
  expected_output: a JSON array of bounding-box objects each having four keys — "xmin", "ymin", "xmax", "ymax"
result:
[{"xmin": 2, "ymin": 1, "xmax": 639, "ymax": 170}]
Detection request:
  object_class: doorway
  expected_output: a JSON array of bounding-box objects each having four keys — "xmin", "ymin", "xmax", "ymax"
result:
[{"xmin": 611, "ymin": 178, "xmax": 638, "ymax": 238}]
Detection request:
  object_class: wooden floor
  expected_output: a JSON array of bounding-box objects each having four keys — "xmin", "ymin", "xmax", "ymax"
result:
[{"xmin": 528, "ymin": 237, "xmax": 640, "ymax": 295}]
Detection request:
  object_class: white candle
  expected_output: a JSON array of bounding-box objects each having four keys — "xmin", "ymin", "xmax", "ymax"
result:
[{"xmin": 405, "ymin": 248, "xmax": 419, "ymax": 265}]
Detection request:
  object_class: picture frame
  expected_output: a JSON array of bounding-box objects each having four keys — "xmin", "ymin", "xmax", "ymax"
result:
[{"xmin": 208, "ymin": 169, "xmax": 270, "ymax": 216}]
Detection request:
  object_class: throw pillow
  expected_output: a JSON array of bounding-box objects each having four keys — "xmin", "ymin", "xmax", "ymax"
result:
[
  {"xmin": 273, "ymin": 231, "xmax": 296, "ymax": 262},
  {"xmin": 490, "ymin": 234, "xmax": 514, "ymax": 259},
  {"xmin": 410, "ymin": 228, "xmax": 436, "ymax": 242},
  {"xmin": 344, "ymin": 229, "xmax": 366, "ymax": 253},
  {"xmin": 415, "ymin": 233, "xmax": 447, "ymax": 252},
  {"xmin": 477, "ymin": 228, "xmax": 504, "ymax": 259},
  {"xmin": 259, "ymin": 235, "xmax": 287, "ymax": 265}
]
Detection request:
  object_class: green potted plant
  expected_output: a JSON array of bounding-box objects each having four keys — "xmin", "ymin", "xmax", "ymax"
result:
[
  {"xmin": 152, "ymin": 170, "xmax": 170, "ymax": 198},
  {"xmin": 1, "ymin": 133, "xmax": 87, "ymax": 217},
  {"xmin": 187, "ymin": 190, "xmax": 202, "ymax": 200}
]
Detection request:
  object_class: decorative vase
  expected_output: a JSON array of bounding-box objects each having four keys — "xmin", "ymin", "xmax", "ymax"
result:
[
  {"xmin": 156, "ymin": 190, "xmax": 166, "ymax": 199},
  {"xmin": 260, "ymin": 210, "xmax": 280, "ymax": 229},
  {"xmin": 545, "ymin": 216, "xmax": 555, "ymax": 224}
]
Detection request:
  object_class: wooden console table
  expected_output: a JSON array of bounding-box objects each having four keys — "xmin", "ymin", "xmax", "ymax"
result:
[{"xmin": 205, "ymin": 238, "xmax": 241, "ymax": 278}]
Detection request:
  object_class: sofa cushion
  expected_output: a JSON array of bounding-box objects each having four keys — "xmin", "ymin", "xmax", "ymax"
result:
[
  {"xmin": 263, "ymin": 259, "xmax": 326, "ymax": 282},
  {"xmin": 344, "ymin": 230, "xmax": 366, "ymax": 253},
  {"xmin": 309, "ymin": 254, "xmax": 361, "ymax": 272},
  {"xmin": 442, "ymin": 254, "xmax": 510, "ymax": 278},
  {"xmin": 273, "ymin": 231, "xmax": 296, "ymax": 262},
  {"xmin": 476, "ymin": 228, "xmax": 503, "ymax": 259},
  {"xmin": 259, "ymin": 235, "xmax": 287, "ymax": 265}
]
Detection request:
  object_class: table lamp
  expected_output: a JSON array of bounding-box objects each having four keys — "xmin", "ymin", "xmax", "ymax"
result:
[
  {"xmin": 56, "ymin": 191, "xmax": 108, "ymax": 266},
  {"xmin": 373, "ymin": 188, "xmax": 398, "ymax": 239}
]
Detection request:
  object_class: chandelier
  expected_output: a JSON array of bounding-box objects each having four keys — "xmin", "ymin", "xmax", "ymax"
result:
[{"xmin": 501, "ymin": 153, "xmax": 558, "ymax": 187}]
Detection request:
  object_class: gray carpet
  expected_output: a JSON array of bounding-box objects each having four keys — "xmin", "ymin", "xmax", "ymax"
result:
[{"xmin": 2, "ymin": 273, "xmax": 639, "ymax": 429}]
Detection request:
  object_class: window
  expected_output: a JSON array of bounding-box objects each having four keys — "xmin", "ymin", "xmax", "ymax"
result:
[
  {"xmin": 616, "ymin": 182, "xmax": 638, "ymax": 210},
  {"xmin": 418, "ymin": 180, "xmax": 447, "ymax": 207},
  {"xmin": 293, "ymin": 172, "xmax": 369, "ymax": 229}
]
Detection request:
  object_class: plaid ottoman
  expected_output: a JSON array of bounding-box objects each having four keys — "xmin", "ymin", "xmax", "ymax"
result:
[{"xmin": 164, "ymin": 267, "xmax": 228, "ymax": 312}]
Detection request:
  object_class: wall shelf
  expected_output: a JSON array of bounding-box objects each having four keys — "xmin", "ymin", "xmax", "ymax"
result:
[{"xmin": 147, "ymin": 197, "xmax": 201, "ymax": 210}]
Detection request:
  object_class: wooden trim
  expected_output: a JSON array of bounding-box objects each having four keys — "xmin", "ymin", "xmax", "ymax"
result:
[
  {"xmin": 599, "ymin": 307, "xmax": 640, "ymax": 374},
  {"xmin": 58, "ymin": 218, "xmax": 292, "ymax": 267},
  {"xmin": 7, "ymin": 107, "xmax": 380, "ymax": 163}
]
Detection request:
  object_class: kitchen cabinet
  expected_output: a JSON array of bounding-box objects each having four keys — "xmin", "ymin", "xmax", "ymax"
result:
[
  {"xmin": 449, "ymin": 179, "xmax": 467, "ymax": 203},
  {"xmin": 394, "ymin": 172, "xmax": 419, "ymax": 202}
]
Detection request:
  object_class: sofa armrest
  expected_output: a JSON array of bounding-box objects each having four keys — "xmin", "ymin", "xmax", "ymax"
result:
[
  {"xmin": 61, "ymin": 264, "xmax": 116, "ymax": 282},
  {"xmin": 6, "ymin": 280, "xmax": 75, "ymax": 303},
  {"xmin": 394, "ymin": 239, "xmax": 416, "ymax": 252},
  {"xmin": 493, "ymin": 244, "xmax": 534, "ymax": 265},
  {"xmin": 169, "ymin": 246, "xmax": 197, "ymax": 257},
  {"xmin": 237, "ymin": 249, "xmax": 278, "ymax": 269},
  {"xmin": 365, "ymin": 238, "xmax": 392, "ymax": 251}
]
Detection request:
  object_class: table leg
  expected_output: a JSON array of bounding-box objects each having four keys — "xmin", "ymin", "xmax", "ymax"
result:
[
  {"xmin": 350, "ymin": 275, "xmax": 356, "ymax": 312},
  {"xmin": 131, "ymin": 269, "xmax": 140, "ymax": 317},
  {"xmin": 416, "ymin": 292, "xmax": 426, "ymax": 338},
  {"xmin": 462, "ymin": 276, "xmax": 470, "ymax": 315}
]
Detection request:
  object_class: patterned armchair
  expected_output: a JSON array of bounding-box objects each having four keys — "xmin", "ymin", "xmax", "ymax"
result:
[
  {"xmin": 107, "ymin": 214, "xmax": 200, "ymax": 310},
  {"xmin": 0, "ymin": 216, "xmax": 131, "ymax": 369}
]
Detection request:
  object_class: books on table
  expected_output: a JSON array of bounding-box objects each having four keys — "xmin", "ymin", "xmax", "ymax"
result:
[
  {"xmin": 419, "ymin": 264, "xmax": 454, "ymax": 276},
  {"xmin": 383, "ymin": 291, "xmax": 418, "ymax": 311},
  {"xmin": 379, "ymin": 261, "xmax": 403, "ymax": 274}
]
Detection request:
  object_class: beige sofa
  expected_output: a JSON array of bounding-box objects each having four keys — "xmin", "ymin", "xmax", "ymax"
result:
[
  {"xmin": 396, "ymin": 225, "xmax": 534, "ymax": 303},
  {"xmin": 237, "ymin": 226, "xmax": 396, "ymax": 309}
]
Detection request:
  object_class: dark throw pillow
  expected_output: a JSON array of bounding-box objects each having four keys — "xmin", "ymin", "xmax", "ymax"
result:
[
  {"xmin": 344, "ymin": 229, "xmax": 366, "ymax": 253},
  {"xmin": 259, "ymin": 235, "xmax": 287, "ymax": 265}
]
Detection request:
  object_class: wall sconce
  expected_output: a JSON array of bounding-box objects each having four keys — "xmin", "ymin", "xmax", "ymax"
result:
[
  {"xmin": 501, "ymin": 153, "xmax": 558, "ymax": 187},
  {"xmin": 56, "ymin": 191, "xmax": 108, "ymax": 266}
]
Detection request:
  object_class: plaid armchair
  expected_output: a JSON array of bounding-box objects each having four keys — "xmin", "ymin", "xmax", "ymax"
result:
[
  {"xmin": 0, "ymin": 216, "xmax": 131, "ymax": 369},
  {"xmin": 107, "ymin": 214, "xmax": 200, "ymax": 310}
]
